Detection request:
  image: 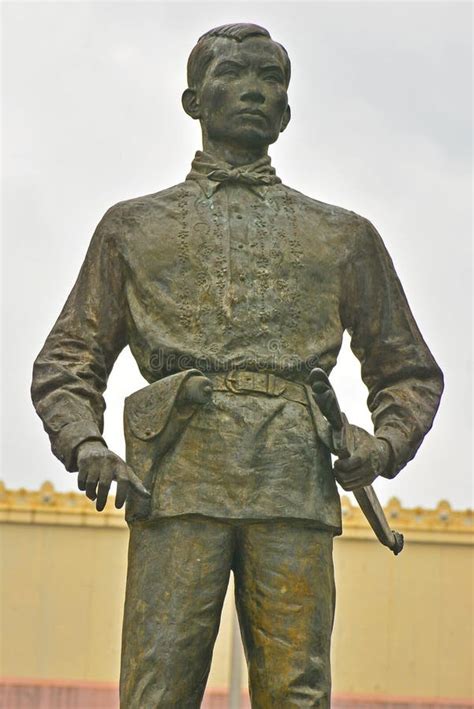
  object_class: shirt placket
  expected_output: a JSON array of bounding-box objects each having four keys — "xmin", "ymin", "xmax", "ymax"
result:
[{"xmin": 226, "ymin": 185, "xmax": 250, "ymax": 310}]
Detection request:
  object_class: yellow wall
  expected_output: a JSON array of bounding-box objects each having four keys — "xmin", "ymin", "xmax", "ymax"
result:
[{"xmin": 1, "ymin": 483, "xmax": 472, "ymax": 701}]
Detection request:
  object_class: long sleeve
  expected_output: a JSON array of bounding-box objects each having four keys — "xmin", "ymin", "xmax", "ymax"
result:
[
  {"xmin": 31, "ymin": 206, "xmax": 128, "ymax": 471},
  {"xmin": 340, "ymin": 217, "xmax": 444, "ymax": 478}
]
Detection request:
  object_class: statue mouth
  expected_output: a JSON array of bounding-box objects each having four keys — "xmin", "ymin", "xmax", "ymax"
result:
[{"xmin": 238, "ymin": 109, "xmax": 266, "ymax": 119}]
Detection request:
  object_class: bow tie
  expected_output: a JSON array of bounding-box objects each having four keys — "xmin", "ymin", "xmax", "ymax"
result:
[
  {"xmin": 187, "ymin": 151, "xmax": 281, "ymax": 194},
  {"xmin": 207, "ymin": 164, "xmax": 280, "ymax": 187}
]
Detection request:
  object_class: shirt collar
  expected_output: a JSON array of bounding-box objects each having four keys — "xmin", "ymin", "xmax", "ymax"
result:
[{"xmin": 186, "ymin": 150, "xmax": 281, "ymax": 199}]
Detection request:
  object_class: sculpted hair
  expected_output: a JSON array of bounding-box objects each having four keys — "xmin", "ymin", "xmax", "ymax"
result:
[{"xmin": 187, "ymin": 23, "xmax": 291, "ymax": 89}]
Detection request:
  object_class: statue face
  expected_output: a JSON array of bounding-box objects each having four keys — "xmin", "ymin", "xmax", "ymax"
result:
[{"xmin": 196, "ymin": 36, "xmax": 290, "ymax": 149}]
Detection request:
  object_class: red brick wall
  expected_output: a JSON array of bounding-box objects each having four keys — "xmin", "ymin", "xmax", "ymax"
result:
[{"xmin": 0, "ymin": 680, "xmax": 471, "ymax": 708}]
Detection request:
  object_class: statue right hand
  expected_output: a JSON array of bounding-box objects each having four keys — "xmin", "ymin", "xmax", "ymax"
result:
[
  {"xmin": 76, "ymin": 441, "xmax": 150, "ymax": 512},
  {"xmin": 177, "ymin": 375, "xmax": 213, "ymax": 406}
]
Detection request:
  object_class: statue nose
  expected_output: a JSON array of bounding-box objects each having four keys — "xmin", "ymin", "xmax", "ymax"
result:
[{"xmin": 240, "ymin": 89, "xmax": 265, "ymax": 104}]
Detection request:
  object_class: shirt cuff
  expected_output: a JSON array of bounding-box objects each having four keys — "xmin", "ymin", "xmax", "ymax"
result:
[
  {"xmin": 52, "ymin": 421, "xmax": 106, "ymax": 472},
  {"xmin": 375, "ymin": 428, "xmax": 410, "ymax": 479}
]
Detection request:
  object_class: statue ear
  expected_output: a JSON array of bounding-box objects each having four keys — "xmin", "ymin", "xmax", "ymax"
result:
[
  {"xmin": 280, "ymin": 105, "xmax": 291, "ymax": 133},
  {"xmin": 182, "ymin": 89, "xmax": 201, "ymax": 120}
]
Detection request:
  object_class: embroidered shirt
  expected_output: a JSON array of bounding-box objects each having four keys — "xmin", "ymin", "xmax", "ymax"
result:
[{"xmin": 31, "ymin": 152, "xmax": 443, "ymax": 530}]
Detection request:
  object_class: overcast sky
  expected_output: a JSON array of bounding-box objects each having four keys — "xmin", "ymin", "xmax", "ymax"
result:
[{"xmin": 2, "ymin": 1, "xmax": 472, "ymax": 509}]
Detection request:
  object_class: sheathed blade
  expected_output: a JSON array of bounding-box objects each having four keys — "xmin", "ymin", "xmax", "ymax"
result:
[
  {"xmin": 308, "ymin": 367, "xmax": 404, "ymax": 556},
  {"xmin": 308, "ymin": 368, "xmax": 345, "ymax": 431},
  {"xmin": 353, "ymin": 486, "xmax": 404, "ymax": 555}
]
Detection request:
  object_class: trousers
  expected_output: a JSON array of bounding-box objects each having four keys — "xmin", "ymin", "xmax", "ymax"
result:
[{"xmin": 120, "ymin": 515, "xmax": 335, "ymax": 708}]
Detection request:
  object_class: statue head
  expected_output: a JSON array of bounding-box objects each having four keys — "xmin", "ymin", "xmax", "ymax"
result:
[{"xmin": 182, "ymin": 24, "xmax": 291, "ymax": 154}]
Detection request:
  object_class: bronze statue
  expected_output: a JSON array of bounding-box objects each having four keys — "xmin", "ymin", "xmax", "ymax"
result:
[{"xmin": 31, "ymin": 23, "xmax": 443, "ymax": 708}]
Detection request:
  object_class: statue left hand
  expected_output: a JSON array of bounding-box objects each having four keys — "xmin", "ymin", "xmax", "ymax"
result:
[{"xmin": 333, "ymin": 424, "xmax": 391, "ymax": 491}]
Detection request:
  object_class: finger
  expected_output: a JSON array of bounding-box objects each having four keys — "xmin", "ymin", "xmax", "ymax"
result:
[
  {"xmin": 351, "ymin": 472, "xmax": 376, "ymax": 487},
  {"xmin": 334, "ymin": 455, "xmax": 363, "ymax": 473},
  {"xmin": 78, "ymin": 467, "xmax": 88, "ymax": 491},
  {"xmin": 128, "ymin": 470, "xmax": 150, "ymax": 497},
  {"xmin": 115, "ymin": 475, "xmax": 129, "ymax": 509},
  {"xmin": 85, "ymin": 470, "xmax": 100, "ymax": 501},
  {"xmin": 335, "ymin": 470, "xmax": 376, "ymax": 490},
  {"xmin": 96, "ymin": 478, "xmax": 112, "ymax": 512},
  {"xmin": 338, "ymin": 480, "xmax": 361, "ymax": 492},
  {"xmin": 338, "ymin": 479, "xmax": 372, "ymax": 492},
  {"xmin": 336, "ymin": 463, "xmax": 372, "ymax": 482}
]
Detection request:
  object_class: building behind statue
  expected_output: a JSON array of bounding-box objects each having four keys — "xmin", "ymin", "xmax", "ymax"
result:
[{"xmin": 0, "ymin": 482, "xmax": 472, "ymax": 709}]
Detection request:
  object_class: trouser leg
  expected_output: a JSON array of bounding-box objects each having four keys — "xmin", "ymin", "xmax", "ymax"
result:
[
  {"xmin": 234, "ymin": 521, "xmax": 335, "ymax": 709},
  {"xmin": 120, "ymin": 515, "xmax": 233, "ymax": 708}
]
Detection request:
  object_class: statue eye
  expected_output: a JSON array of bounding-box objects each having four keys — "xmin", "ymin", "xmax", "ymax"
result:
[
  {"xmin": 263, "ymin": 72, "xmax": 283, "ymax": 83},
  {"xmin": 216, "ymin": 65, "xmax": 241, "ymax": 78}
]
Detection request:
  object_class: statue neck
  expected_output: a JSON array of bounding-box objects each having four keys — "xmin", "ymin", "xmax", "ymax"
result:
[{"xmin": 201, "ymin": 137, "xmax": 269, "ymax": 167}]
